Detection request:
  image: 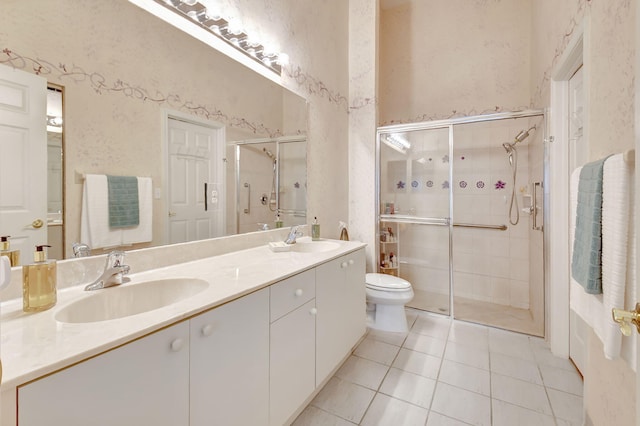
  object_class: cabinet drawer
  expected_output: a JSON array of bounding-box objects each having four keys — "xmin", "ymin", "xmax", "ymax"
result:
[{"xmin": 270, "ymin": 269, "xmax": 315, "ymax": 322}]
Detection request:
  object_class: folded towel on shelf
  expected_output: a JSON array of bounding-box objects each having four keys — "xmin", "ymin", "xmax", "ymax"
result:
[
  {"xmin": 571, "ymin": 156, "xmax": 610, "ymax": 294},
  {"xmin": 107, "ymin": 175, "xmax": 140, "ymax": 228}
]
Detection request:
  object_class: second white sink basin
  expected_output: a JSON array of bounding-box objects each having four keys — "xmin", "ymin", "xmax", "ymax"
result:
[
  {"xmin": 56, "ymin": 278, "xmax": 209, "ymax": 324},
  {"xmin": 293, "ymin": 240, "xmax": 341, "ymax": 253}
]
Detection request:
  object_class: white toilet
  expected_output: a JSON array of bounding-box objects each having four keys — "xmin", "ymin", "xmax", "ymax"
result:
[{"xmin": 365, "ymin": 273, "xmax": 414, "ymax": 333}]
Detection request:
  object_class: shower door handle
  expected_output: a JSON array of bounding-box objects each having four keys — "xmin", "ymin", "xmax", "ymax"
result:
[
  {"xmin": 244, "ymin": 182, "xmax": 251, "ymax": 214},
  {"xmin": 532, "ymin": 181, "xmax": 542, "ymax": 231}
]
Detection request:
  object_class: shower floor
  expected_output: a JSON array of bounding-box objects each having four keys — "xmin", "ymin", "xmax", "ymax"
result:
[{"xmin": 408, "ymin": 289, "xmax": 543, "ymax": 337}]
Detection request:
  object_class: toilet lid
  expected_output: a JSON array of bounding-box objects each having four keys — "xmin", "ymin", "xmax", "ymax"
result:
[{"xmin": 365, "ymin": 273, "xmax": 411, "ymax": 292}]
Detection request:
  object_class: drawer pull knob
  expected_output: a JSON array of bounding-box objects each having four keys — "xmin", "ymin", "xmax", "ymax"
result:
[
  {"xmin": 310, "ymin": 307, "xmax": 318, "ymax": 316},
  {"xmin": 348, "ymin": 259, "xmax": 355, "ymax": 265},
  {"xmin": 201, "ymin": 324, "xmax": 214, "ymax": 337},
  {"xmin": 170, "ymin": 338, "xmax": 184, "ymax": 352},
  {"xmin": 341, "ymin": 261, "xmax": 348, "ymax": 269},
  {"xmin": 295, "ymin": 288, "xmax": 303, "ymax": 297}
]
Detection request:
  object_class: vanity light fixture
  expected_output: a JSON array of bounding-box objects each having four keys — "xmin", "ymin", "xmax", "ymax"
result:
[{"xmin": 155, "ymin": 0, "xmax": 286, "ymax": 75}]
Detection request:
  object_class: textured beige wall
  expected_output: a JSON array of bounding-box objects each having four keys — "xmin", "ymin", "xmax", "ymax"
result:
[
  {"xmin": 379, "ymin": 0, "xmax": 531, "ymax": 124},
  {"xmin": 530, "ymin": 0, "xmax": 636, "ymax": 424}
]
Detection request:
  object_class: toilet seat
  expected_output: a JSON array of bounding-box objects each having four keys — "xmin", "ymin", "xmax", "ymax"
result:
[{"xmin": 365, "ymin": 273, "xmax": 411, "ymax": 292}]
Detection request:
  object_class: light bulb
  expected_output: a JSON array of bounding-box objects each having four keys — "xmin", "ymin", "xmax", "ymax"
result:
[
  {"xmin": 276, "ymin": 53, "xmax": 289, "ymax": 65},
  {"xmin": 181, "ymin": 0, "xmax": 198, "ymax": 5},
  {"xmin": 227, "ymin": 18, "xmax": 243, "ymax": 35}
]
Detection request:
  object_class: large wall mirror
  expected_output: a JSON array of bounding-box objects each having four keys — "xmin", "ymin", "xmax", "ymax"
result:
[{"xmin": 1, "ymin": 0, "xmax": 307, "ymax": 260}]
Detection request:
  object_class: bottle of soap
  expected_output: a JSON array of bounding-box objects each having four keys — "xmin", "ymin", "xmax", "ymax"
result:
[
  {"xmin": 22, "ymin": 245, "xmax": 57, "ymax": 313},
  {"xmin": 312, "ymin": 217, "xmax": 320, "ymax": 241},
  {"xmin": 275, "ymin": 213, "xmax": 283, "ymax": 229},
  {"xmin": 0, "ymin": 236, "xmax": 20, "ymax": 266}
]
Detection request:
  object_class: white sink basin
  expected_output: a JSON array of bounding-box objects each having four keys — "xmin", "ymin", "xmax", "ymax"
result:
[
  {"xmin": 293, "ymin": 240, "xmax": 341, "ymax": 253},
  {"xmin": 56, "ymin": 278, "xmax": 209, "ymax": 323}
]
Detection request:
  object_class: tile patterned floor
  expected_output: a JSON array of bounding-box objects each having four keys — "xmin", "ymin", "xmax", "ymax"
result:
[{"xmin": 293, "ymin": 309, "xmax": 583, "ymax": 426}]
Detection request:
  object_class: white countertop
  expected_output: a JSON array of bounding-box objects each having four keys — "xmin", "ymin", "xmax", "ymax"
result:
[{"xmin": 0, "ymin": 238, "xmax": 365, "ymax": 389}]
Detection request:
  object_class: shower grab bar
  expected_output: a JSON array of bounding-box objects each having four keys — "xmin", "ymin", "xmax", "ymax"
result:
[
  {"xmin": 380, "ymin": 215, "xmax": 507, "ymax": 230},
  {"xmin": 243, "ymin": 182, "xmax": 250, "ymax": 214},
  {"xmin": 379, "ymin": 214, "xmax": 449, "ymax": 226},
  {"xmin": 453, "ymin": 222, "xmax": 507, "ymax": 231}
]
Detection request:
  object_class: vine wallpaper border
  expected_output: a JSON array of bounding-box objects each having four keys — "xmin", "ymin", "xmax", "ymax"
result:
[{"xmin": 2, "ymin": 0, "xmax": 593, "ymax": 133}]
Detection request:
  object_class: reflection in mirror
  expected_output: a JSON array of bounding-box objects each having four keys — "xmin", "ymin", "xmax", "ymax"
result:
[
  {"xmin": 46, "ymin": 87, "xmax": 64, "ymax": 260},
  {"xmin": 2, "ymin": 0, "xmax": 307, "ymax": 259},
  {"xmin": 227, "ymin": 137, "xmax": 307, "ymax": 234}
]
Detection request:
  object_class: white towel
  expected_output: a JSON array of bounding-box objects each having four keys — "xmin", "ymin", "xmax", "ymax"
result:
[
  {"xmin": 122, "ymin": 177, "xmax": 153, "ymax": 245},
  {"xmin": 81, "ymin": 174, "xmax": 121, "ymax": 249},
  {"xmin": 602, "ymin": 154, "xmax": 634, "ymax": 361},
  {"xmin": 81, "ymin": 174, "xmax": 153, "ymax": 249}
]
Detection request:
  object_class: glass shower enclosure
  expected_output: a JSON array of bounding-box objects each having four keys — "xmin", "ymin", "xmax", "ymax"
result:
[{"xmin": 376, "ymin": 111, "xmax": 546, "ymax": 336}]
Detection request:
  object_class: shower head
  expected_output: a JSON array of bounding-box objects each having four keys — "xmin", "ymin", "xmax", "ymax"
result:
[
  {"xmin": 502, "ymin": 126, "xmax": 536, "ymax": 153},
  {"xmin": 263, "ymin": 148, "xmax": 275, "ymax": 160}
]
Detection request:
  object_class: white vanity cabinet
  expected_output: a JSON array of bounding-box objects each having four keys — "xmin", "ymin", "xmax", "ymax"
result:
[
  {"xmin": 269, "ymin": 269, "xmax": 316, "ymax": 426},
  {"xmin": 18, "ymin": 321, "xmax": 190, "ymax": 426},
  {"xmin": 190, "ymin": 287, "xmax": 269, "ymax": 426},
  {"xmin": 316, "ymin": 249, "xmax": 366, "ymax": 384}
]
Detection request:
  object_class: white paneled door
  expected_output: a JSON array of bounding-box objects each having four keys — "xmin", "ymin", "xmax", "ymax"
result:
[
  {"xmin": 167, "ymin": 117, "xmax": 224, "ymax": 244},
  {"xmin": 0, "ymin": 64, "xmax": 47, "ymax": 261}
]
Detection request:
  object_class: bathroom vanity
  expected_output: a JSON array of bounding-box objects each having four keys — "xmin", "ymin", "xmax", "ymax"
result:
[{"xmin": 0, "ymin": 236, "xmax": 366, "ymax": 426}]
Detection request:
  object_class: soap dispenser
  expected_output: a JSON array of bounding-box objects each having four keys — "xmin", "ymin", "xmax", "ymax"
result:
[
  {"xmin": 312, "ymin": 217, "xmax": 320, "ymax": 241},
  {"xmin": 0, "ymin": 236, "xmax": 20, "ymax": 266},
  {"xmin": 275, "ymin": 213, "xmax": 283, "ymax": 229},
  {"xmin": 22, "ymin": 245, "xmax": 57, "ymax": 313}
]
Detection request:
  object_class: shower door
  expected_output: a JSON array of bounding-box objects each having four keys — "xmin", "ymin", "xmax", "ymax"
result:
[
  {"xmin": 377, "ymin": 111, "xmax": 546, "ymax": 336},
  {"xmin": 377, "ymin": 126, "xmax": 453, "ymax": 315}
]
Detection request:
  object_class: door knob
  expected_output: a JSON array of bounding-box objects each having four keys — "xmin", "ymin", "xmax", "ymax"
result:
[
  {"xmin": 168, "ymin": 211, "xmax": 177, "ymax": 217},
  {"xmin": 612, "ymin": 303, "xmax": 640, "ymax": 336},
  {"xmin": 29, "ymin": 219, "xmax": 44, "ymax": 229}
]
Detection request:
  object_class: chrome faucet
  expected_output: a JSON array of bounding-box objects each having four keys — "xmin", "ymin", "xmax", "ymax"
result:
[
  {"xmin": 72, "ymin": 242, "xmax": 91, "ymax": 258},
  {"xmin": 284, "ymin": 226, "xmax": 303, "ymax": 245},
  {"xmin": 84, "ymin": 250, "xmax": 130, "ymax": 291}
]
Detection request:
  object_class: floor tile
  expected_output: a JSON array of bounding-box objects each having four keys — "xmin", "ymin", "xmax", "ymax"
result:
[
  {"xmin": 335, "ymin": 356, "xmax": 390, "ymax": 391},
  {"xmin": 492, "ymin": 399, "xmax": 556, "ymax": 426},
  {"xmin": 491, "ymin": 373, "xmax": 552, "ymax": 415},
  {"xmin": 360, "ymin": 393, "xmax": 428, "ymax": 426},
  {"xmin": 438, "ymin": 359, "xmax": 490, "ymax": 395},
  {"xmin": 547, "ymin": 388, "xmax": 584, "ymax": 424},
  {"xmin": 405, "ymin": 309, "xmax": 419, "ymax": 328},
  {"xmin": 447, "ymin": 321, "xmax": 489, "ymax": 349},
  {"xmin": 403, "ymin": 332, "xmax": 447, "ymax": 357},
  {"xmin": 367, "ymin": 328, "xmax": 408, "ymax": 347},
  {"xmin": 392, "ymin": 348, "xmax": 442, "ymax": 379},
  {"xmin": 444, "ymin": 340, "xmax": 490, "ymax": 370},
  {"xmin": 292, "ymin": 406, "xmax": 357, "ymax": 426},
  {"xmin": 538, "ymin": 363, "xmax": 583, "ymax": 396},
  {"xmin": 426, "ymin": 411, "xmax": 472, "ymax": 426},
  {"xmin": 530, "ymin": 340, "xmax": 580, "ymax": 372},
  {"xmin": 379, "ymin": 367, "xmax": 436, "ymax": 409},
  {"xmin": 488, "ymin": 328, "xmax": 536, "ymax": 361},
  {"xmin": 410, "ymin": 314, "xmax": 451, "ymax": 340},
  {"xmin": 311, "ymin": 377, "xmax": 376, "ymax": 424},
  {"xmin": 354, "ymin": 337, "xmax": 401, "ymax": 366},
  {"xmin": 489, "ymin": 352, "xmax": 543, "ymax": 385},
  {"xmin": 431, "ymin": 382, "xmax": 491, "ymax": 426}
]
